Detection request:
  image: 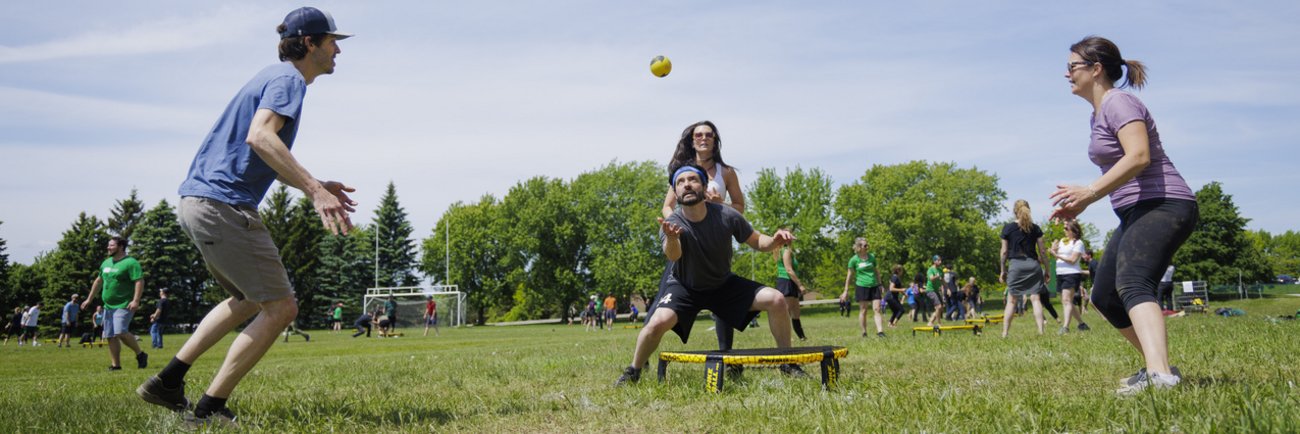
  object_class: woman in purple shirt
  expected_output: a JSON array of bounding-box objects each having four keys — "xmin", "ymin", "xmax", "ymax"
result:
[{"xmin": 1051, "ymin": 36, "xmax": 1198, "ymax": 395}]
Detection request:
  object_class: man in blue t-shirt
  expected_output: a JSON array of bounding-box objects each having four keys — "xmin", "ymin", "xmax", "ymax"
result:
[
  {"xmin": 57, "ymin": 294, "xmax": 81, "ymax": 348},
  {"xmin": 137, "ymin": 8, "xmax": 357, "ymax": 425}
]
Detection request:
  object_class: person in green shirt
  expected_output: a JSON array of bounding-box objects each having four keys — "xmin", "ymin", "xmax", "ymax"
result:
[
  {"xmin": 773, "ymin": 225, "xmax": 809, "ymax": 341},
  {"xmin": 840, "ymin": 237, "xmax": 885, "ymax": 337},
  {"xmin": 924, "ymin": 255, "xmax": 945, "ymax": 328},
  {"xmin": 332, "ymin": 303, "xmax": 344, "ymax": 332},
  {"xmin": 81, "ymin": 236, "xmax": 148, "ymax": 370}
]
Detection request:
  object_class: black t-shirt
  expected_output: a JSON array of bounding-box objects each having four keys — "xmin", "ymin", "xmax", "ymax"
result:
[
  {"xmin": 1087, "ymin": 259, "xmax": 1100, "ymax": 283},
  {"xmin": 664, "ymin": 202, "xmax": 754, "ymax": 291},
  {"xmin": 1001, "ymin": 222, "xmax": 1043, "ymax": 260},
  {"xmin": 155, "ymin": 298, "xmax": 168, "ymax": 322}
]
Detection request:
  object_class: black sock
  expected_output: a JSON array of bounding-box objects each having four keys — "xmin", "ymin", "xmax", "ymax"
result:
[
  {"xmin": 792, "ymin": 319, "xmax": 806, "ymax": 339},
  {"xmin": 195, "ymin": 394, "xmax": 228, "ymax": 417},
  {"xmin": 158, "ymin": 358, "xmax": 191, "ymax": 389}
]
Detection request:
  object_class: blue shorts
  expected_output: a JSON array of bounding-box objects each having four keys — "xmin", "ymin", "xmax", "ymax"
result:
[{"xmin": 102, "ymin": 308, "xmax": 134, "ymax": 338}]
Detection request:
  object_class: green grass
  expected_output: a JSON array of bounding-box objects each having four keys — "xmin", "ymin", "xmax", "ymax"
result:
[{"xmin": 3, "ymin": 296, "xmax": 1299, "ymax": 433}]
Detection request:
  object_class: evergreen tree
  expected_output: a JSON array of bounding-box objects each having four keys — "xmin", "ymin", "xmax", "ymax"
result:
[
  {"xmin": 0, "ymin": 220, "xmax": 9, "ymax": 302},
  {"xmin": 41, "ymin": 213, "xmax": 109, "ymax": 327},
  {"xmin": 132, "ymin": 200, "xmax": 209, "ymax": 326},
  {"xmin": 1173, "ymin": 182, "xmax": 1272, "ymax": 284},
  {"xmin": 286, "ymin": 196, "xmax": 328, "ymax": 325},
  {"xmin": 373, "ymin": 182, "xmax": 418, "ymax": 287},
  {"xmin": 318, "ymin": 229, "xmax": 372, "ymax": 324},
  {"xmin": 107, "ymin": 188, "xmax": 146, "ymax": 241}
]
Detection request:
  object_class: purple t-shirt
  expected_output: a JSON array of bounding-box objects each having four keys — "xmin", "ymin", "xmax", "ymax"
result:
[{"xmin": 1088, "ymin": 90, "xmax": 1195, "ymax": 209}]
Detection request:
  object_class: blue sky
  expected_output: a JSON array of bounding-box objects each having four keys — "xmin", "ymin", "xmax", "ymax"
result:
[{"xmin": 2, "ymin": 1, "xmax": 1297, "ymax": 264}]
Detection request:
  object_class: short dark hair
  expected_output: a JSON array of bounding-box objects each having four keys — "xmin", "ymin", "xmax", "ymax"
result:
[
  {"xmin": 276, "ymin": 25, "xmax": 328, "ymax": 61},
  {"xmin": 109, "ymin": 236, "xmax": 128, "ymax": 249},
  {"xmin": 667, "ymin": 161, "xmax": 708, "ymax": 187}
]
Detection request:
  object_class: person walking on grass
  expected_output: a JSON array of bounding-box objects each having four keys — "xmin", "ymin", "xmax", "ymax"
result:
[
  {"xmin": 963, "ymin": 277, "xmax": 983, "ymax": 318},
  {"xmin": 91, "ymin": 306, "xmax": 104, "ymax": 344},
  {"xmin": 1051, "ymin": 36, "xmax": 1198, "ymax": 395},
  {"xmin": 772, "ymin": 225, "xmax": 810, "ymax": 341},
  {"xmin": 999, "ymin": 200, "xmax": 1050, "ymax": 337},
  {"xmin": 332, "ymin": 302, "xmax": 344, "ymax": 332},
  {"xmin": 4, "ymin": 307, "xmax": 23, "ymax": 345},
  {"xmin": 1051, "ymin": 220, "xmax": 1091, "ymax": 333},
  {"xmin": 924, "ymin": 256, "xmax": 945, "ymax": 328},
  {"xmin": 19, "ymin": 303, "xmax": 41, "ymax": 347},
  {"xmin": 885, "ymin": 265, "xmax": 908, "ymax": 327},
  {"xmin": 840, "ymin": 238, "xmax": 885, "ymax": 338},
  {"xmin": 424, "ymin": 297, "xmax": 439, "ymax": 336},
  {"xmin": 58, "ymin": 294, "xmax": 81, "ymax": 348},
  {"xmin": 1080, "ymin": 249, "xmax": 1098, "ymax": 314},
  {"xmin": 148, "ymin": 290, "xmax": 169, "ymax": 349},
  {"xmin": 604, "ymin": 294, "xmax": 618, "ymax": 331},
  {"xmin": 81, "ymin": 236, "xmax": 149, "ymax": 368},
  {"xmin": 616, "ymin": 163, "xmax": 798, "ymax": 386},
  {"xmin": 134, "ymin": 7, "xmax": 356, "ymax": 426}
]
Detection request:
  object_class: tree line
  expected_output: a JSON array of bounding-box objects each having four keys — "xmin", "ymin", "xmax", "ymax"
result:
[{"xmin": 0, "ymin": 161, "xmax": 1288, "ymax": 330}]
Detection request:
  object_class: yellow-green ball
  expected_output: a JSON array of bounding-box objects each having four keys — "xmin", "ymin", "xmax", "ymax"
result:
[{"xmin": 650, "ymin": 55, "xmax": 672, "ymax": 77}]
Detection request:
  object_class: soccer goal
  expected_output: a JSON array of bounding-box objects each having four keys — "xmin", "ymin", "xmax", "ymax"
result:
[{"xmin": 363, "ymin": 285, "xmax": 466, "ymax": 328}]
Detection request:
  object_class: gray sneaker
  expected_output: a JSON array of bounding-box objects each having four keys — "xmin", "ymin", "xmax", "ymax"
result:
[
  {"xmin": 1116, "ymin": 371, "xmax": 1180, "ymax": 396},
  {"xmin": 1058, "ymin": 326, "xmax": 1069, "ymax": 335},
  {"xmin": 185, "ymin": 407, "xmax": 238, "ymax": 429},
  {"xmin": 1119, "ymin": 366, "xmax": 1182, "ymax": 386},
  {"xmin": 136, "ymin": 376, "xmax": 190, "ymax": 412}
]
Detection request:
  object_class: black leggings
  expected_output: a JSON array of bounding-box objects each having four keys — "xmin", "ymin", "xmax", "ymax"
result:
[
  {"xmin": 1092, "ymin": 199, "xmax": 1198, "ymax": 329},
  {"xmin": 886, "ymin": 296, "xmax": 905, "ymax": 323}
]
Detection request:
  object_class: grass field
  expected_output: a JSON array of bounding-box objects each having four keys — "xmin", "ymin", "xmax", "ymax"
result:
[{"xmin": 2, "ymin": 295, "xmax": 1299, "ymax": 433}]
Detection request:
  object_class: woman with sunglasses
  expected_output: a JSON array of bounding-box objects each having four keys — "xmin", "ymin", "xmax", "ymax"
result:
[{"xmin": 1051, "ymin": 36, "xmax": 1198, "ymax": 395}]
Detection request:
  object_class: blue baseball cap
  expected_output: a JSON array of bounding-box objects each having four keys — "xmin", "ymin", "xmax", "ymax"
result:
[{"xmin": 280, "ymin": 7, "xmax": 353, "ymax": 40}]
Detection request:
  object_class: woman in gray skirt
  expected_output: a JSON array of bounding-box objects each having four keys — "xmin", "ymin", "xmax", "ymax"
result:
[{"xmin": 999, "ymin": 199, "xmax": 1050, "ymax": 337}]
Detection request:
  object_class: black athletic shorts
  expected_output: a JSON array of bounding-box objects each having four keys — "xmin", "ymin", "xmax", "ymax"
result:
[
  {"xmin": 776, "ymin": 278, "xmax": 799, "ymax": 298},
  {"xmin": 855, "ymin": 285, "xmax": 882, "ymax": 302},
  {"xmin": 1057, "ymin": 273, "xmax": 1082, "ymax": 291},
  {"xmin": 658, "ymin": 274, "xmax": 765, "ymax": 344},
  {"xmin": 60, "ymin": 323, "xmax": 77, "ymax": 335}
]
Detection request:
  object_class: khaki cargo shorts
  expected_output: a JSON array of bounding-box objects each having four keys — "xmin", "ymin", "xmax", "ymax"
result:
[{"xmin": 179, "ymin": 196, "xmax": 294, "ymax": 303}]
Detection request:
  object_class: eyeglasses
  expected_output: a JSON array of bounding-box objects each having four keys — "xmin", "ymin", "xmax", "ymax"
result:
[
  {"xmin": 693, "ymin": 132, "xmax": 715, "ymax": 139},
  {"xmin": 1067, "ymin": 61, "xmax": 1094, "ymax": 72}
]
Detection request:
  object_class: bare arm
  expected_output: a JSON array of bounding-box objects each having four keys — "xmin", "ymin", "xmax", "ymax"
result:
[
  {"xmin": 661, "ymin": 187, "xmax": 677, "ymax": 219},
  {"xmin": 782, "ymin": 249, "xmax": 805, "ymax": 290},
  {"xmin": 840, "ymin": 269, "xmax": 854, "ymax": 301},
  {"xmin": 744, "ymin": 229, "xmax": 792, "ymax": 253},
  {"xmin": 247, "ymin": 109, "xmax": 357, "ymax": 235},
  {"xmin": 1051, "ymin": 121, "xmax": 1152, "ymax": 219},
  {"xmin": 81, "ymin": 277, "xmax": 103, "ymax": 311},
  {"xmin": 723, "ymin": 167, "xmax": 745, "ymax": 214},
  {"xmin": 128, "ymin": 279, "xmax": 144, "ymax": 311},
  {"xmin": 659, "ymin": 218, "xmax": 683, "ymax": 262},
  {"xmin": 999, "ymin": 239, "xmax": 1008, "ymax": 284}
]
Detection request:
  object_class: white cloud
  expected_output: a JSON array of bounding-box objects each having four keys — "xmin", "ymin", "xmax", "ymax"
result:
[{"xmin": 0, "ymin": 4, "xmax": 269, "ymax": 64}]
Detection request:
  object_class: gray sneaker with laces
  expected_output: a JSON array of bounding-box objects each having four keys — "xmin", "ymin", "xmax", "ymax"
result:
[{"xmin": 1116, "ymin": 371, "xmax": 1180, "ymax": 396}]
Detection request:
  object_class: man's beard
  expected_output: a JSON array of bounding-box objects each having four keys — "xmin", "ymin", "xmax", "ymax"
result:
[{"xmin": 677, "ymin": 190, "xmax": 703, "ymax": 206}]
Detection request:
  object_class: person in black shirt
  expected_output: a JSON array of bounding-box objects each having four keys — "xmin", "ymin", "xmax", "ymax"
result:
[
  {"xmin": 149, "ymin": 290, "xmax": 169, "ymax": 349},
  {"xmin": 999, "ymin": 200, "xmax": 1050, "ymax": 337}
]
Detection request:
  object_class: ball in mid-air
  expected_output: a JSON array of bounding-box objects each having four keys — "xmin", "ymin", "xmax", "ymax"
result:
[{"xmin": 649, "ymin": 55, "xmax": 672, "ymax": 77}]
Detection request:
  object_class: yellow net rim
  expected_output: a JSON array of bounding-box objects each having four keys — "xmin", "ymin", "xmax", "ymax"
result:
[{"xmin": 659, "ymin": 347, "xmax": 848, "ymax": 365}]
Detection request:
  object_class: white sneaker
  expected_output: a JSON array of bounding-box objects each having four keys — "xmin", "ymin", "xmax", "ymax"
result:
[{"xmin": 1116, "ymin": 372, "xmax": 1180, "ymax": 396}]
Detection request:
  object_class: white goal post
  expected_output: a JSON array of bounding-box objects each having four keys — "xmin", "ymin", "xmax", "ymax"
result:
[{"xmin": 364, "ymin": 285, "xmax": 466, "ymax": 328}]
